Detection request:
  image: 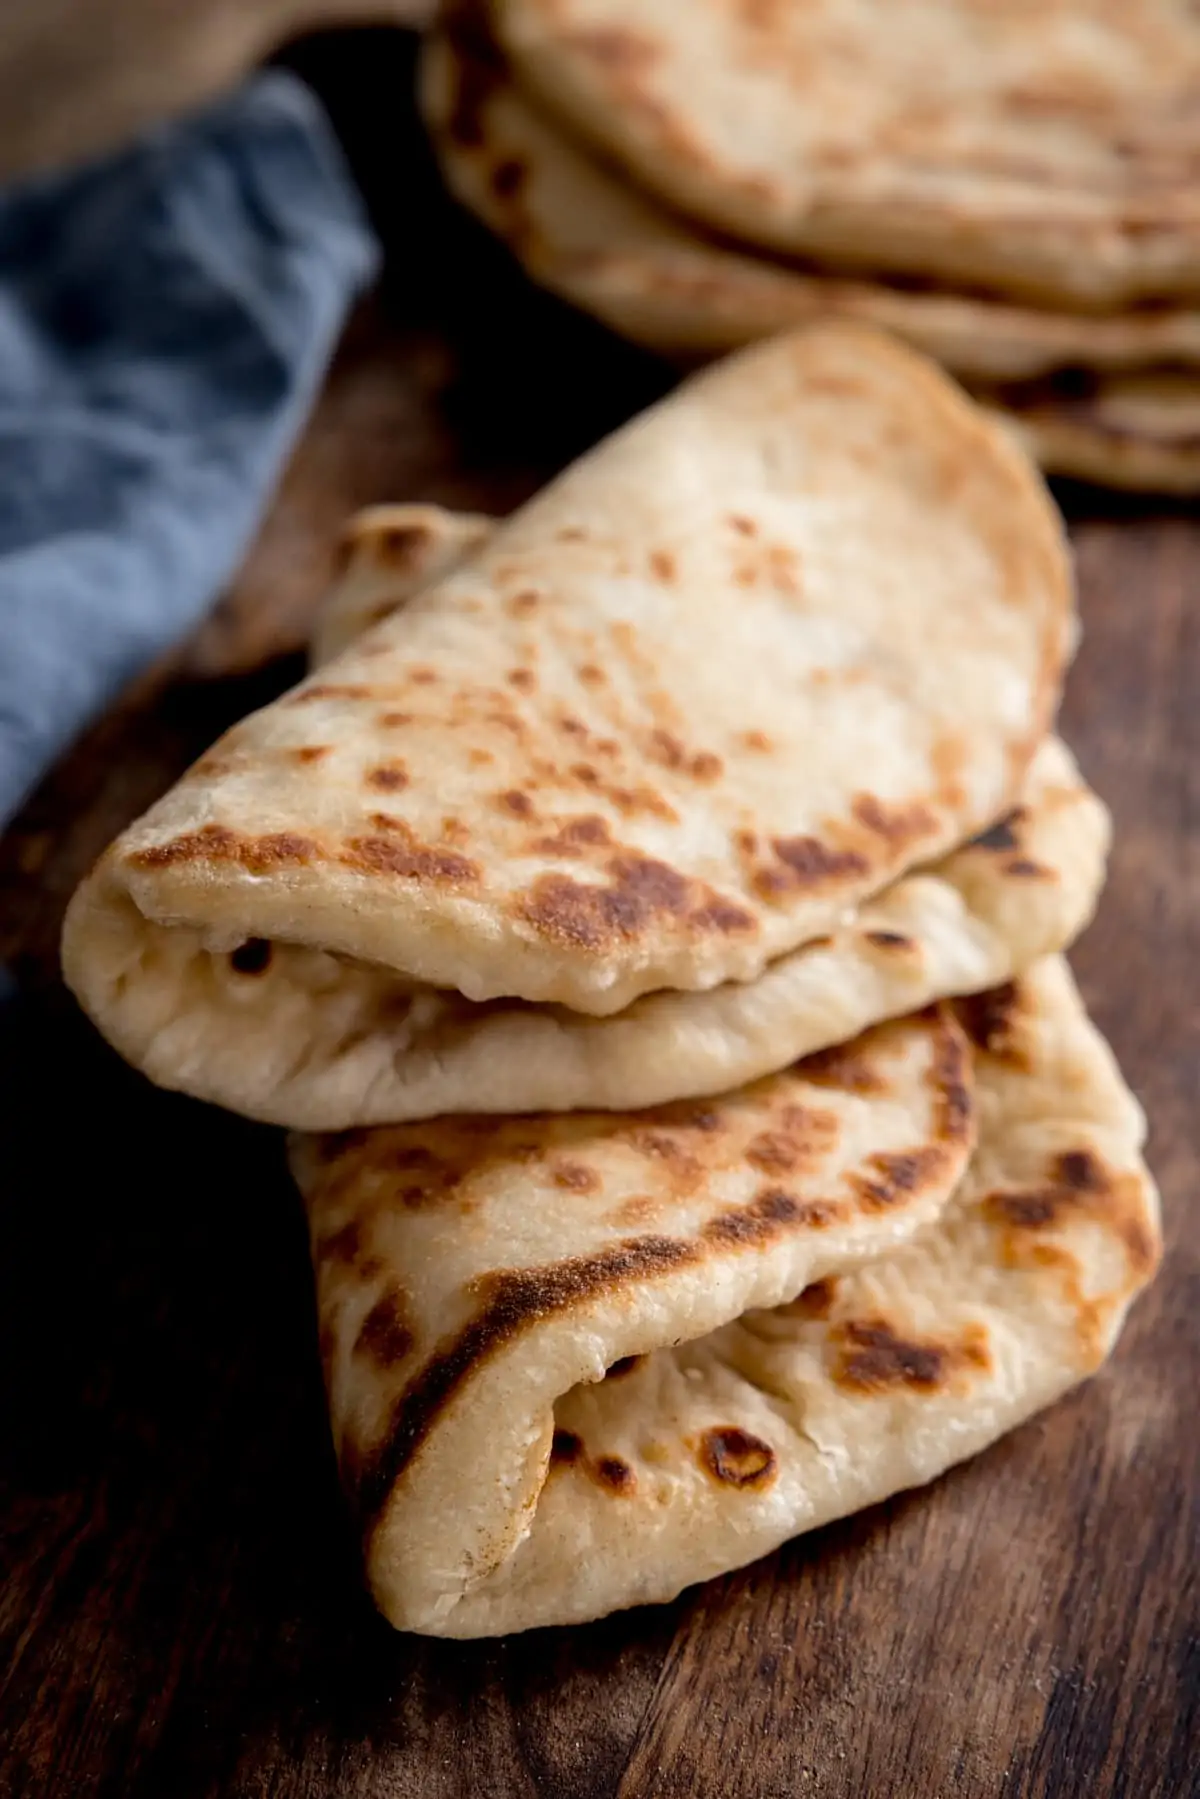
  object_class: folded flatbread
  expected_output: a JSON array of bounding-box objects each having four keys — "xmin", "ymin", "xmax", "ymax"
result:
[
  {"xmin": 63, "ymin": 325, "xmax": 1072, "ymax": 1098},
  {"xmin": 267, "ymin": 505, "xmax": 1104, "ymax": 1129},
  {"xmin": 978, "ymin": 369, "xmax": 1200, "ymax": 494},
  {"xmin": 493, "ymin": 0, "xmax": 1200, "ymax": 308},
  {"xmin": 295, "ymin": 956, "xmax": 1159, "ymax": 1636},
  {"xmin": 424, "ymin": 11, "xmax": 1200, "ymax": 383},
  {"xmin": 62, "ymin": 459, "xmax": 1089, "ymax": 1131}
]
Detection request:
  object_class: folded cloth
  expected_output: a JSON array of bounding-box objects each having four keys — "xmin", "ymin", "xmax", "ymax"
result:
[{"xmin": 0, "ymin": 71, "xmax": 379, "ymax": 829}]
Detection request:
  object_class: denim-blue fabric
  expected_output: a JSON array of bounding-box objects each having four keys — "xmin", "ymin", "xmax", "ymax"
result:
[{"xmin": 0, "ymin": 72, "xmax": 378, "ymax": 827}]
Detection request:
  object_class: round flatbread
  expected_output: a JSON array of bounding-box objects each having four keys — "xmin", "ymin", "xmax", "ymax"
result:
[
  {"xmin": 424, "ymin": 12, "xmax": 1200, "ymax": 381},
  {"xmin": 493, "ymin": 0, "xmax": 1200, "ymax": 307}
]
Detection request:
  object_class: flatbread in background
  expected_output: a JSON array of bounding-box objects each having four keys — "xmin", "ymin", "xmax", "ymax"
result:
[
  {"xmin": 296, "ymin": 957, "xmax": 1159, "ymax": 1637},
  {"xmin": 63, "ymin": 323, "xmax": 1072, "ymax": 1063},
  {"xmin": 423, "ymin": 14, "xmax": 1200, "ymax": 382},
  {"xmin": 51, "ymin": 481, "xmax": 1104, "ymax": 1129},
  {"xmin": 57, "ymin": 700, "xmax": 1103, "ymax": 1127},
  {"xmin": 978, "ymin": 369, "xmax": 1200, "ymax": 494},
  {"xmin": 493, "ymin": 0, "xmax": 1200, "ymax": 308},
  {"xmin": 428, "ymin": 13, "xmax": 1200, "ymax": 494}
]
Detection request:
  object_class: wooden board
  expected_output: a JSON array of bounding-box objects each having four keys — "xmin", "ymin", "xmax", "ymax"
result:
[{"xmin": 0, "ymin": 28, "xmax": 1197, "ymax": 1799}]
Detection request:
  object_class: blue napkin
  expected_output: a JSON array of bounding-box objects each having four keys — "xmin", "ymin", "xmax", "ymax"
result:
[{"xmin": 0, "ymin": 71, "xmax": 379, "ymax": 829}]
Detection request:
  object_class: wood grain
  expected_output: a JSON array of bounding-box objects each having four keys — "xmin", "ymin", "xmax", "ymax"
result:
[{"xmin": 0, "ymin": 28, "xmax": 1196, "ymax": 1799}]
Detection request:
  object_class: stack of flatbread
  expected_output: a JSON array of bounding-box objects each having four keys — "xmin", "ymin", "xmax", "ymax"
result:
[
  {"xmin": 62, "ymin": 324, "xmax": 1159, "ymax": 1636},
  {"xmin": 421, "ymin": 0, "xmax": 1200, "ymax": 493}
]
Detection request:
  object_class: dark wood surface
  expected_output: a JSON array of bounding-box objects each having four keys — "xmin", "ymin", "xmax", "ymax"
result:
[{"xmin": 1, "ymin": 28, "xmax": 1197, "ymax": 1799}]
